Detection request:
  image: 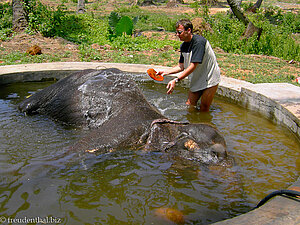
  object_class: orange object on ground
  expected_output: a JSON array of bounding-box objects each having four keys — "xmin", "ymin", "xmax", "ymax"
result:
[{"xmin": 147, "ymin": 68, "xmax": 164, "ymax": 81}]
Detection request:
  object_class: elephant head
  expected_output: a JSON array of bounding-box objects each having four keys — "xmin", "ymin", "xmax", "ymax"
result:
[{"xmin": 143, "ymin": 119, "xmax": 227, "ymax": 164}]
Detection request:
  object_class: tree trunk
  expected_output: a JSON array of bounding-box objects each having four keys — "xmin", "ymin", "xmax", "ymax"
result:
[
  {"xmin": 246, "ymin": 0, "xmax": 263, "ymax": 13},
  {"xmin": 243, "ymin": 0, "xmax": 263, "ymax": 39},
  {"xmin": 77, "ymin": 0, "xmax": 85, "ymax": 14},
  {"xmin": 227, "ymin": 0, "xmax": 263, "ymax": 39},
  {"xmin": 227, "ymin": 0, "xmax": 248, "ymax": 25},
  {"xmin": 242, "ymin": 22, "xmax": 263, "ymax": 40},
  {"xmin": 12, "ymin": 0, "xmax": 28, "ymax": 32}
]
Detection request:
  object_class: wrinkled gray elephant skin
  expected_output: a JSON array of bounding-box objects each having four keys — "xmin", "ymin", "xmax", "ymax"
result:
[
  {"xmin": 19, "ymin": 69, "xmax": 227, "ymax": 164},
  {"xmin": 19, "ymin": 68, "xmax": 162, "ymax": 128}
]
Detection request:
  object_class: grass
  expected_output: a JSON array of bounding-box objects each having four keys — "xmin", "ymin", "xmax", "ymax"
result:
[
  {"xmin": 217, "ymin": 52, "xmax": 299, "ymax": 84},
  {"xmin": 1, "ymin": 42, "xmax": 298, "ymax": 86},
  {"xmin": 0, "ymin": 49, "xmax": 75, "ymax": 64}
]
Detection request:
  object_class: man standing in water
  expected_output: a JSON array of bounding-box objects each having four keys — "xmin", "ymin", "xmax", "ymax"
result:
[{"xmin": 158, "ymin": 19, "xmax": 220, "ymax": 112}]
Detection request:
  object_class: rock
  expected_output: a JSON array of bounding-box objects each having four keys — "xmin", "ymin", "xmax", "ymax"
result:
[{"xmin": 26, "ymin": 45, "xmax": 42, "ymax": 55}]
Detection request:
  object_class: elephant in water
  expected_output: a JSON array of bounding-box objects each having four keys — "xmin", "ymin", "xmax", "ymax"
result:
[{"xmin": 19, "ymin": 69, "xmax": 228, "ymax": 164}]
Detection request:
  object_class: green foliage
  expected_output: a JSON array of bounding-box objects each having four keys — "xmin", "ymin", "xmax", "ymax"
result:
[
  {"xmin": 263, "ymin": 8, "xmax": 300, "ymax": 34},
  {"xmin": 25, "ymin": 0, "xmax": 67, "ymax": 37},
  {"xmin": 113, "ymin": 6, "xmax": 184, "ymax": 32},
  {"xmin": 0, "ymin": 28, "xmax": 12, "ymax": 41},
  {"xmin": 108, "ymin": 11, "xmax": 137, "ymax": 40},
  {"xmin": 108, "ymin": 12, "xmax": 121, "ymax": 30},
  {"xmin": 205, "ymin": 13, "xmax": 244, "ymax": 53},
  {"xmin": 58, "ymin": 13, "xmax": 108, "ymax": 45},
  {"xmin": 0, "ymin": 3, "xmax": 12, "ymax": 29},
  {"xmin": 115, "ymin": 16, "xmax": 134, "ymax": 36},
  {"xmin": 0, "ymin": 2, "xmax": 12, "ymax": 40},
  {"xmin": 205, "ymin": 7, "xmax": 300, "ymax": 61},
  {"xmin": 56, "ymin": 14, "xmax": 86, "ymax": 43},
  {"xmin": 108, "ymin": 35, "xmax": 180, "ymax": 51},
  {"xmin": 77, "ymin": 44, "xmax": 179, "ymax": 65},
  {"xmin": 146, "ymin": 15, "xmax": 179, "ymax": 32},
  {"xmin": 190, "ymin": 0, "xmax": 210, "ymax": 20}
]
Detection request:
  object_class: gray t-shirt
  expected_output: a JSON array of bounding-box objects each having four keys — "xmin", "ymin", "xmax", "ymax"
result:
[{"xmin": 179, "ymin": 35, "xmax": 220, "ymax": 92}]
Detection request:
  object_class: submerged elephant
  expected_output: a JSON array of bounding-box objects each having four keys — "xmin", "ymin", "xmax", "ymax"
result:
[{"xmin": 19, "ymin": 69, "xmax": 228, "ymax": 164}]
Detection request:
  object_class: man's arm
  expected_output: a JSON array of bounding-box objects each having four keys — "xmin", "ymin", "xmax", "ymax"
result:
[
  {"xmin": 157, "ymin": 63, "xmax": 184, "ymax": 76},
  {"xmin": 177, "ymin": 62, "xmax": 198, "ymax": 80},
  {"xmin": 166, "ymin": 62, "xmax": 199, "ymax": 95}
]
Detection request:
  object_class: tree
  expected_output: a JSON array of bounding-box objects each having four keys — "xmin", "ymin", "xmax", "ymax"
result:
[
  {"xmin": 77, "ymin": 0, "xmax": 85, "ymax": 14},
  {"xmin": 227, "ymin": 0, "xmax": 263, "ymax": 39},
  {"xmin": 12, "ymin": 0, "xmax": 28, "ymax": 31}
]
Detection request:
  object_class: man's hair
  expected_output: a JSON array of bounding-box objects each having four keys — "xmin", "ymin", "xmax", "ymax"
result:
[{"xmin": 176, "ymin": 19, "xmax": 193, "ymax": 33}]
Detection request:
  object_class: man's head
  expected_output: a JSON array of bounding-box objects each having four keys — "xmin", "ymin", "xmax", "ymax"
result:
[
  {"xmin": 175, "ymin": 19, "xmax": 193, "ymax": 42},
  {"xmin": 176, "ymin": 19, "xmax": 193, "ymax": 33}
]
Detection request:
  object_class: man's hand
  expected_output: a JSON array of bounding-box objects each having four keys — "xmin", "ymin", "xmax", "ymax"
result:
[
  {"xmin": 166, "ymin": 79, "xmax": 176, "ymax": 94},
  {"xmin": 157, "ymin": 71, "xmax": 168, "ymax": 77}
]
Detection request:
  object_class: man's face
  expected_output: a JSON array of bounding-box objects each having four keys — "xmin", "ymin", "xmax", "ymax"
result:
[{"xmin": 176, "ymin": 24, "xmax": 192, "ymax": 42}]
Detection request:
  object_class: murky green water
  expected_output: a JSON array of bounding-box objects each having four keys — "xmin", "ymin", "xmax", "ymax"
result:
[{"xmin": 0, "ymin": 74, "xmax": 299, "ymax": 225}]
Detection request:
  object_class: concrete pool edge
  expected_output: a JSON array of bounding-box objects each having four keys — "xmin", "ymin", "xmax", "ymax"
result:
[{"xmin": 1, "ymin": 62, "xmax": 299, "ymax": 224}]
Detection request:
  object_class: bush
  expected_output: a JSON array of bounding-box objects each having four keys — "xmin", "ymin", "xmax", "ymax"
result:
[
  {"xmin": 0, "ymin": 28, "xmax": 12, "ymax": 41},
  {"xmin": 204, "ymin": 7, "xmax": 300, "ymax": 61},
  {"xmin": 0, "ymin": 2, "xmax": 12, "ymax": 40},
  {"xmin": 0, "ymin": 3, "xmax": 12, "ymax": 29},
  {"xmin": 57, "ymin": 13, "xmax": 108, "ymax": 45},
  {"xmin": 205, "ymin": 13, "xmax": 244, "ymax": 52},
  {"xmin": 25, "ymin": 0, "xmax": 67, "ymax": 37},
  {"xmin": 108, "ymin": 12, "xmax": 136, "ymax": 40}
]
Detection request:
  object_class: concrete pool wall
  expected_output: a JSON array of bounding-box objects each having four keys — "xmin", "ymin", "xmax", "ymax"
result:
[{"xmin": 0, "ymin": 62, "xmax": 299, "ymax": 224}]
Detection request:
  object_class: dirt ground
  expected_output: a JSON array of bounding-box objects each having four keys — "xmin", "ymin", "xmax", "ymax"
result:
[{"xmin": 1, "ymin": 32, "xmax": 81, "ymax": 61}]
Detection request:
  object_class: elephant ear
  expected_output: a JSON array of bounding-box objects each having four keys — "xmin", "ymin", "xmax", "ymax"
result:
[{"xmin": 115, "ymin": 16, "xmax": 133, "ymax": 36}]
